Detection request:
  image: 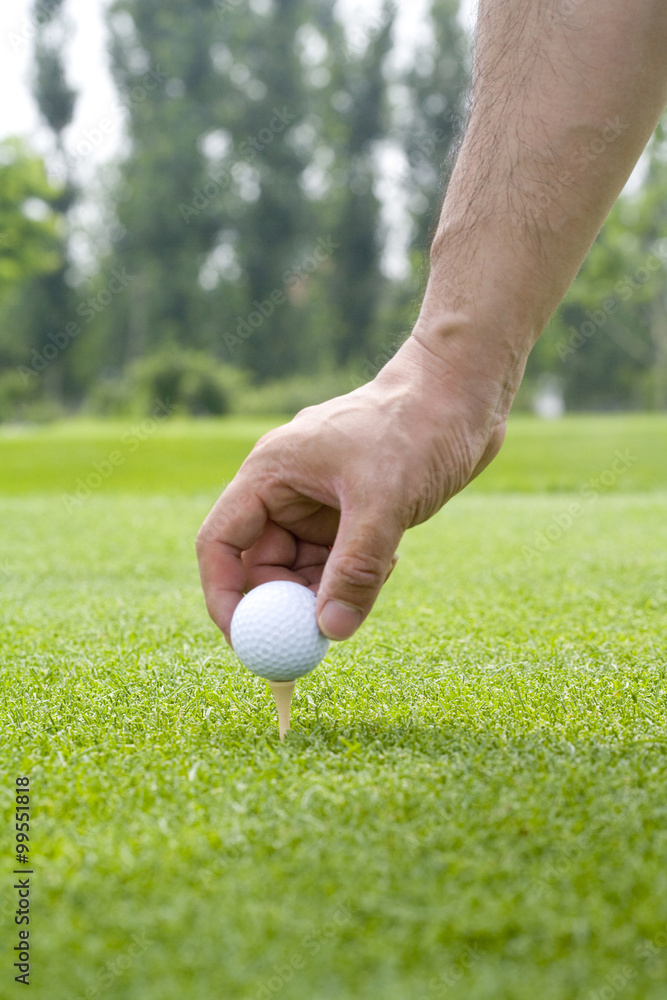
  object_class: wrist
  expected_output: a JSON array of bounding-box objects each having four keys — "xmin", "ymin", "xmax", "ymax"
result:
[
  {"xmin": 406, "ymin": 309, "xmax": 530, "ymax": 423},
  {"xmin": 422, "ymin": 220, "xmax": 545, "ymax": 351}
]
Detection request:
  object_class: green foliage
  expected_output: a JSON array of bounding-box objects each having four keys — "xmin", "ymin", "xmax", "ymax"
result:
[
  {"xmin": 88, "ymin": 348, "xmax": 249, "ymax": 416},
  {"xmin": 8, "ymin": 1, "xmax": 664, "ymax": 417},
  {"xmin": 0, "ymin": 139, "xmax": 71, "ymax": 416},
  {"xmin": 530, "ymin": 117, "xmax": 667, "ymax": 410},
  {"xmin": 236, "ymin": 369, "xmax": 357, "ymax": 416},
  {"xmin": 0, "ymin": 369, "xmax": 65, "ymax": 424},
  {"xmin": 399, "ymin": 0, "xmax": 471, "ymax": 248},
  {"xmin": 2, "ymin": 417, "xmax": 667, "ymax": 998},
  {"xmin": 33, "ymin": 43, "xmax": 77, "ymax": 135},
  {"xmin": 0, "ymin": 139, "xmax": 63, "ymax": 300},
  {"xmin": 0, "ymin": 369, "xmax": 44, "ymax": 423},
  {"xmin": 19, "ymin": 0, "xmax": 81, "ymax": 410},
  {"xmin": 97, "ymin": 0, "xmax": 467, "ymax": 384},
  {"xmin": 32, "ymin": 0, "xmax": 77, "ymax": 136}
]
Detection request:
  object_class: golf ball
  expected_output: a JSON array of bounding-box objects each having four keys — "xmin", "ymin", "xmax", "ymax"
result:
[{"xmin": 230, "ymin": 580, "xmax": 330, "ymax": 681}]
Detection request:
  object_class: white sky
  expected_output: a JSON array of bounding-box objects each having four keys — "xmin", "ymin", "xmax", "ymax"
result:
[{"xmin": 1, "ymin": 0, "xmax": 119, "ymax": 173}]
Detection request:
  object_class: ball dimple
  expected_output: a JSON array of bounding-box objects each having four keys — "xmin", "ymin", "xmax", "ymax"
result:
[{"xmin": 230, "ymin": 581, "xmax": 330, "ymax": 681}]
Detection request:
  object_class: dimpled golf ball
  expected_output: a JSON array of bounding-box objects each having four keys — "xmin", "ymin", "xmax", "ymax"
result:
[{"xmin": 230, "ymin": 580, "xmax": 330, "ymax": 681}]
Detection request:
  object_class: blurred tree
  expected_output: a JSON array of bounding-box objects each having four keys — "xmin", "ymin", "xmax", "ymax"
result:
[
  {"xmin": 397, "ymin": 0, "xmax": 470, "ymax": 250},
  {"xmin": 342, "ymin": 0, "xmax": 470, "ymax": 370},
  {"xmin": 28, "ymin": 0, "xmax": 79, "ymax": 404},
  {"xmin": 101, "ymin": 0, "xmax": 469, "ymax": 383},
  {"xmin": 322, "ymin": 2, "xmax": 395, "ymax": 367},
  {"xmin": 0, "ymin": 141, "xmax": 63, "ymax": 306},
  {"xmin": 529, "ymin": 116, "xmax": 667, "ymax": 411},
  {"xmin": 0, "ymin": 139, "xmax": 68, "ymax": 420},
  {"xmin": 631, "ymin": 120, "xmax": 667, "ymax": 408},
  {"xmin": 104, "ymin": 0, "xmax": 224, "ymax": 369},
  {"xmin": 204, "ymin": 0, "xmax": 333, "ymax": 378},
  {"xmin": 33, "ymin": 0, "xmax": 77, "ymax": 137}
]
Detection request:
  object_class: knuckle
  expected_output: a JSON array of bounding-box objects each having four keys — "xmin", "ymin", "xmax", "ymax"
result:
[
  {"xmin": 259, "ymin": 459, "xmax": 286, "ymax": 487},
  {"xmin": 334, "ymin": 550, "xmax": 387, "ymax": 592},
  {"xmin": 254, "ymin": 426, "xmax": 280, "ymax": 448},
  {"xmin": 196, "ymin": 516, "xmax": 217, "ymax": 548},
  {"xmin": 197, "ymin": 504, "xmax": 232, "ymax": 546},
  {"xmin": 252, "ymin": 426, "xmax": 285, "ymax": 459},
  {"xmin": 195, "ymin": 525, "xmax": 210, "ymax": 552},
  {"xmin": 247, "ymin": 434, "xmax": 291, "ymax": 482}
]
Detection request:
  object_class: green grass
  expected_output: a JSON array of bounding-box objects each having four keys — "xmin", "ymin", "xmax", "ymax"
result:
[
  {"xmin": 1, "ymin": 412, "xmax": 666, "ymax": 494},
  {"xmin": 1, "ymin": 415, "xmax": 667, "ymax": 999}
]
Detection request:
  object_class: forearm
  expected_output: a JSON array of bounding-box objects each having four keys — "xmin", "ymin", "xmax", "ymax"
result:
[{"xmin": 415, "ymin": 0, "xmax": 667, "ymax": 407}]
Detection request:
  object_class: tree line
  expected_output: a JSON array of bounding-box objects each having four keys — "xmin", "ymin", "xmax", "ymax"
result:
[{"xmin": 0, "ymin": 0, "xmax": 665, "ymax": 419}]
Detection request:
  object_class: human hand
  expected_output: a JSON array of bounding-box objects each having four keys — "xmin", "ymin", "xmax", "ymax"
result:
[{"xmin": 196, "ymin": 330, "xmax": 514, "ymax": 644}]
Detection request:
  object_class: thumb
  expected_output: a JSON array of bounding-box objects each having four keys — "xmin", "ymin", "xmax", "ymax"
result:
[{"xmin": 316, "ymin": 508, "xmax": 403, "ymax": 640}]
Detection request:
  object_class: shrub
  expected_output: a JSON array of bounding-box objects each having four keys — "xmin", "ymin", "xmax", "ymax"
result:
[
  {"xmin": 87, "ymin": 349, "xmax": 249, "ymax": 417},
  {"xmin": 0, "ymin": 369, "xmax": 64, "ymax": 423},
  {"xmin": 236, "ymin": 371, "xmax": 356, "ymax": 416}
]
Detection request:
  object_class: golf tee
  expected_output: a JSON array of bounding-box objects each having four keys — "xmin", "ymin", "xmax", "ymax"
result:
[{"xmin": 267, "ymin": 680, "xmax": 296, "ymax": 740}]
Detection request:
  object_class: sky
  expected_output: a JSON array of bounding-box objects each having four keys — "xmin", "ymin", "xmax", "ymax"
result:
[{"xmin": 1, "ymin": 0, "xmax": 120, "ymax": 173}]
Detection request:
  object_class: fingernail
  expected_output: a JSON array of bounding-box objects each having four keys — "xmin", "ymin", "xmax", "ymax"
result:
[{"xmin": 318, "ymin": 601, "xmax": 363, "ymax": 640}]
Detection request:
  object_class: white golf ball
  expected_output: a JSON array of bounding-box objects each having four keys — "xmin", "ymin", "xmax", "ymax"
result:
[{"xmin": 230, "ymin": 580, "xmax": 330, "ymax": 681}]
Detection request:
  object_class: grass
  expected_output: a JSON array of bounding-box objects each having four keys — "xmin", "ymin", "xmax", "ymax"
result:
[
  {"xmin": 1, "ymin": 414, "xmax": 666, "ymax": 999},
  {"xmin": 0, "ymin": 412, "xmax": 665, "ymax": 495}
]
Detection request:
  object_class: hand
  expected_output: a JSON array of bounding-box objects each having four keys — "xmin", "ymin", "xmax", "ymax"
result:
[{"xmin": 196, "ymin": 331, "xmax": 511, "ymax": 643}]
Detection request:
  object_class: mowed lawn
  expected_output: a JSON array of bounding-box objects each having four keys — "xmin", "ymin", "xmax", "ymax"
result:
[{"xmin": 1, "ymin": 414, "xmax": 666, "ymax": 1000}]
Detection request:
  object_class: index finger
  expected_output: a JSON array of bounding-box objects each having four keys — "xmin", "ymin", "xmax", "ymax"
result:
[{"xmin": 196, "ymin": 481, "xmax": 268, "ymax": 641}]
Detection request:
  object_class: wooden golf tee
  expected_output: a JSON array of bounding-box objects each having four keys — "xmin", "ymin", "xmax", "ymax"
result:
[{"xmin": 268, "ymin": 680, "xmax": 296, "ymax": 740}]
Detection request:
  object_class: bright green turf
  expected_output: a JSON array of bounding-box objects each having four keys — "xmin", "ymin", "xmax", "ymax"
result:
[
  {"xmin": 1, "ymin": 416, "xmax": 667, "ymax": 999},
  {"xmin": 0, "ymin": 412, "xmax": 665, "ymax": 494}
]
